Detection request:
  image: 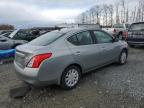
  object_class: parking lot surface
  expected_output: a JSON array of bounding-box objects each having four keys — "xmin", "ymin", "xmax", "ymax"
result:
[{"xmin": 0, "ymin": 47, "xmax": 144, "ymax": 108}]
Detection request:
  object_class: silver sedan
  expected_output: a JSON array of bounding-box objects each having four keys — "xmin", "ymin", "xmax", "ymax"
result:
[{"xmin": 14, "ymin": 28, "xmax": 128, "ymax": 90}]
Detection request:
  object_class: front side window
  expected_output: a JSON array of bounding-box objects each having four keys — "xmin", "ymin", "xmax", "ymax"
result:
[{"xmin": 93, "ymin": 31, "xmax": 113, "ymax": 44}]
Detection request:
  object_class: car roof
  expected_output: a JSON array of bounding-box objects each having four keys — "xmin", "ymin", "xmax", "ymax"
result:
[
  {"xmin": 58, "ymin": 27, "xmax": 101, "ymax": 33},
  {"xmin": 49, "ymin": 27, "xmax": 110, "ymax": 38}
]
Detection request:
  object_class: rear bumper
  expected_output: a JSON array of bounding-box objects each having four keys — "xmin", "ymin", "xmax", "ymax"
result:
[{"xmin": 14, "ymin": 61, "xmax": 56, "ymax": 86}]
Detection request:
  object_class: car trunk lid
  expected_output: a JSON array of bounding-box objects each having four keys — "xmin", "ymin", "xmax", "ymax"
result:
[{"xmin": 15, "ymin": 44, "xmax": 47, "ymax": 68}]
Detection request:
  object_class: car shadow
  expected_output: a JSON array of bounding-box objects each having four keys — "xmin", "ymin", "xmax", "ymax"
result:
[{"xmin": 11, "ymin": 63, "xmax": 127, "ymax": 101}]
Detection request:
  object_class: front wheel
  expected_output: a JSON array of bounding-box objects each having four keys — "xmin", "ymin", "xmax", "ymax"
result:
[
  {"xmin": 118, "ymin": 50, "xmax": 128, "ymax": 65},
  {"xmin": 61, "ymin": 66, "xmax": 81, "ymax": 90}
]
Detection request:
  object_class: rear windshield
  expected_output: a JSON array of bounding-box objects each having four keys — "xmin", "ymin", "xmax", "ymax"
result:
[
  {"xmin": 29, "ymin": 30, "xmax": 65, "ymax": 46},
  {"xmin": 113, "ymin": 24, "xmax": 124, "ymax": 28},
  {"xmin": 130, "ymin": 23, "xmax": 144, "ymax": 31}
]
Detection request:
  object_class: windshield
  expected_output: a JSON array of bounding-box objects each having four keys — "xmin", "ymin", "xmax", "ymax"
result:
[
  {"xmin": 29, "ymin": 30, "xmax": 66, "ymax": 46},
  {"xmin": 8, "ymin": 30, "xmax": 19, "ymax": 38},
  {"xmin": 8, "ymin": 29, "xmax": 36, "ymax": 41},
  {"xmin": 2, "ymin": 32, "xmax": 11, "ymax": 37},
  {"xmin": 130, "ymin": 23, "xmax": 144, "ymax": 31},
  {"xmin": 113, "ymin": 24, "xmax": 124, "ymax": 28}
]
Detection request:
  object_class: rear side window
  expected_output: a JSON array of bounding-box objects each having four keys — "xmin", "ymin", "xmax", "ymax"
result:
[
  {"xmin": 93, "ymin": 31, "xmax": 113, "ymax": 43},
  {"xmin": 77, "ymin": 31, "xmax": 93, "ymax": 45},
  {"xmin": 67, "ymin": 35, "xmax": 79, "ymax": 45},
  {"xmin": 67, "ymin": 31, "xmax": 93, "ymax": 46}
]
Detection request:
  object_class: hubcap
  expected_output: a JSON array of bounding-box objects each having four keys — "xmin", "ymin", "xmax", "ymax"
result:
[
  {"xmin": 121, "ymin": 52, "xmax": 127, "ymax": 63},
  {"xmin": 65, "ymin": 69, "xmax": 79, "ymax": 87}
]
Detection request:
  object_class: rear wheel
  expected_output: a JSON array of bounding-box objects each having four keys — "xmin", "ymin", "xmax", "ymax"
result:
[
  {"xmin": 118, "ymin": 50, "xmax": 128, "ymax": 65},
  {"xmin": 61, "ymin": 66, "xmax": 81, "ymax": 90}
]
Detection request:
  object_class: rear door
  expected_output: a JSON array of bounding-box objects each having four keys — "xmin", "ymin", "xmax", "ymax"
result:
[
  {"xmin": 93, "ymin": 30, "xmax": 119, "ymax": 64},
  {"xmin": 67, "ymin": 30, "xmax": 101, "ymax": 71}
]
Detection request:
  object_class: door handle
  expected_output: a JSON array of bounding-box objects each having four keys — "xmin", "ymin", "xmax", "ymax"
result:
[{"xmin": 75, "ymin": 51, "xmax": 81, "ymax": 56}]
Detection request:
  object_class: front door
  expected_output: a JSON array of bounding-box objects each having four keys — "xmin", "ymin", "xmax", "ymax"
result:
[{"xmin": 93, "ymin": 30, "xmax": 118, "ymax": 64}]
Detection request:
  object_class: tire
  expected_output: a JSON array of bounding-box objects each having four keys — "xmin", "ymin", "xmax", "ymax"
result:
[
  {"xmin": 118, "ymin": 50, "xmax": 128, "ymax": 65},
  {"xmin": 61, "ymin": 66, "xmax": 81, "ymax": 90}
]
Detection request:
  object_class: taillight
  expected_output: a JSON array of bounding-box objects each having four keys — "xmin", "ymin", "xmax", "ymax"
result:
[
  {"xmin": 113, "ymin": 29, "xmax": 116, "ymax": 33},
  {"xmin": 27, "ymin": 53, "xmax": 52, "ymax": 68}
]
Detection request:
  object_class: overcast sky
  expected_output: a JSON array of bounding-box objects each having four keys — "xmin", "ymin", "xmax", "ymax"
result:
[{"xmin": 0, "ymin": 0, "xmax": 137, "ymax": 28}]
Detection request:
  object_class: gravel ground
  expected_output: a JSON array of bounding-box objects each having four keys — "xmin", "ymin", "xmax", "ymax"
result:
[{"xmin": 0, "ymin": 47, "xmax": 144, "ymax": 108}]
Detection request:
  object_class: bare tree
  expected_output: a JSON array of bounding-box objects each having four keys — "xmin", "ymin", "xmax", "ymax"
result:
[
  {"xmin": 89, "ymin": 8, "xmax": 95, "ymax": 24},
  {"xmin": 120, "ymin": 0, "xmax": 126, "ymax": 23},
  {"xmin": 94, "ymin": 5, "xmax": 102, "ymax": 24},
  {"xmin": 115, "ymin": 2, "xmax": 120, "ymax": 24},
  {"xmin": 126, "ymin": 7, "xmax": 129, "ymax": 23},
  {"xmin": 108, "ymin": 5, "xmax": 114, "ymax": 26},
  {"xmin": 76, "ymin": 0, "xmax": 143, "ymax": 26},
  {"xmin": 102, "ymin": 5, "xmax": 109, "ymax": 26}
]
